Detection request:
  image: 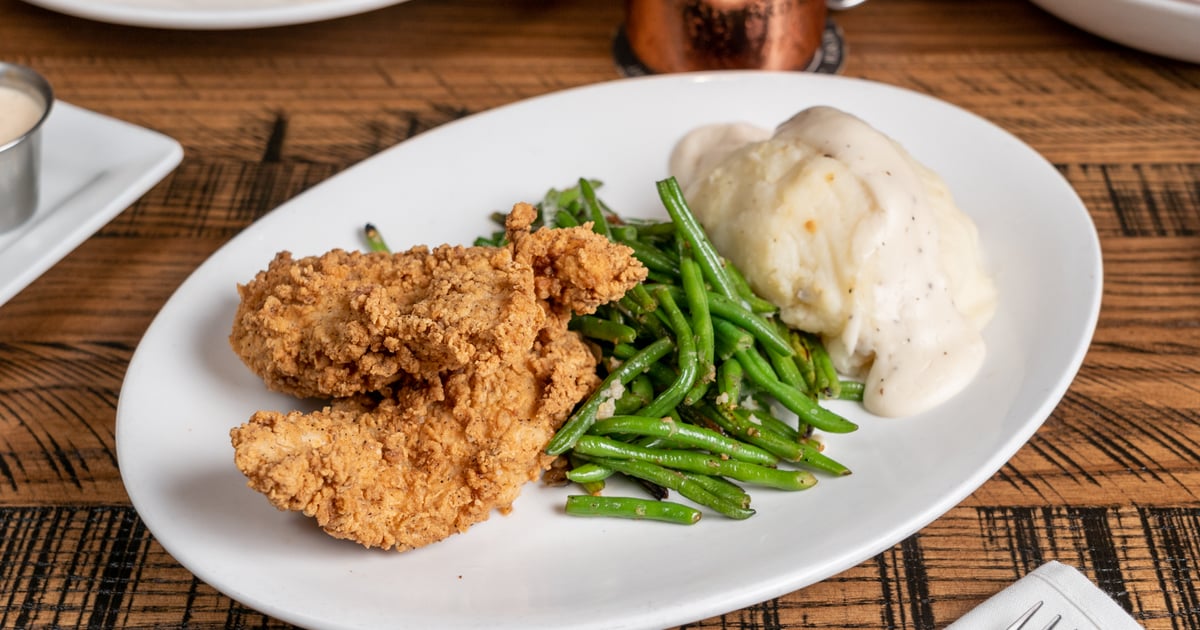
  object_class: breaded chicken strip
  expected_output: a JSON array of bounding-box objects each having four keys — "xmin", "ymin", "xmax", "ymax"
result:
[
  {"xmin": 229, "ymin": 245, "xmax": 543, "ymax": 399},
  {"xmin": 231, "ymin": 327, "xmax": 598, "ymax": 551},
  {"xmin": 229, "ymin": 203, "xmax": 644, "ymax": 399},
  {"xmin": 229, "ymin": 203, "xmax": 647, "ymax": 550}
]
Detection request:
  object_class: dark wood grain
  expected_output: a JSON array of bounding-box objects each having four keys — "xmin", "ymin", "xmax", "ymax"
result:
[{"xmin": 1, "ymin": 0, "xmax": 1198, "ymax": 627}]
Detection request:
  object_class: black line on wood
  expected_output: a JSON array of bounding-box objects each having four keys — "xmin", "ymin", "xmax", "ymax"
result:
[
  {"xmin": 86, "ymin": 508, "xmax": 147, "ymax": 629},
  {"xmin": 874, "ymin": 553, "xmax": 900, "ymax": 630},
  {"xmin": 13, "ymin": 508, "xmax": 66, "ymax": 629},
  {"xmin": 901, "ymin": 536, "xmax": 935, "ymax": 630},
  {"xmin": 1072, "ymin": 506, "xmax": 1133, "ymax": 613},
  {"xmin": 261, "ymin": 112, "xmax": 288, "ymax": 164}
]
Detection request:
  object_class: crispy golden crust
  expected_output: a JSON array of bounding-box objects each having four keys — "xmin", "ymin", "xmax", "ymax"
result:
[
  {"xmin": 229, "ymin": 203, "xmax": 645, "ymax": 400},
  {"xmin": 229, "ymin": 245, "xmax": 542, "ymax": 399},
  {"xmin": 230, "ymin": 329, "xmax": 598, "ymax": 551},
  {"xmin": 229, "ymin": 202, "xmax": 647, "ymax": 551},
  {"xmin": 507, "ymin": 204, "xmax": 650, "ymax": 318}
]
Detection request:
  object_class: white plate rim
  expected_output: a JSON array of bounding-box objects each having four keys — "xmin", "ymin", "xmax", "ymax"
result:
[
  {"xmin": 20, "ymin": 0, "xmax": 410, "ymax": 29},
  {"xmin": 115, "ymin": 71, "xmax": 1104, "ymax": 630},
  {"xmin": 1028, "ymin": 0, "xmax": 1200, "ymax": 62},
  {"xmin": 0, "ymin": 102, "xmax": 182, "ymax": 308}
]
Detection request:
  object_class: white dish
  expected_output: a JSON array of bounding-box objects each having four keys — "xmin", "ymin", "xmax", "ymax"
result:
[
  {"xmin": 116, "ymin": 72, "xmax": 1102, "ymax": 630},
  {"xmin": 1030, "ymin": 0, "xmax": 1200, "ymax": 63},
  {"xmin": 20, "ymin": 0, "xmax": 410, "ymax": 29},
  {"xmin": 0, "ymin": 102, "xmax": 181, "ymax": 308}
]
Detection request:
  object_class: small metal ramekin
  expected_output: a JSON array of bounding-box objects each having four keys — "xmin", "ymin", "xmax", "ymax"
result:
[{"xmin": 0, "ymin": 62, "xmax": 55, "ymax": 233}]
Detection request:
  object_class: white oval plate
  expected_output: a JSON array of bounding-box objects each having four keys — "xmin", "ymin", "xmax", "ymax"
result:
[
  {"xmin": 21, "ymin": 0, "xmax": 409, "ymax": 29},
  {"xmin": 1030, "ymin": 0, "xmax": 1200, "ymax": 63},
  {"xmin": 116, "ymin": 72, "xmax": 1102, "ymax": 630}
]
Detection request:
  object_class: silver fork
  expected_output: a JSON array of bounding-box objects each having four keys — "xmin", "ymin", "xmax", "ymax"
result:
[{"xmin": 1005, "ymin": 601, "xmax": 1063, "ymax": 630}]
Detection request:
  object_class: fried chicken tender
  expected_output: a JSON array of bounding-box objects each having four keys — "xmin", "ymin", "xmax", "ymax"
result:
[
  {"xmin": 229, "ymin": 202, "xmax": 646, "ymax": 551},
  {"xmin": 231, "ymin": 327, "xmax": 598, "ymax": 551},
  {"xmin": 229, "ymin": 203, "xmax": 643, "ymax": 399},
  {"xmin": 229, "ymin": 244, "xmax": 542, "ymax": 399}
]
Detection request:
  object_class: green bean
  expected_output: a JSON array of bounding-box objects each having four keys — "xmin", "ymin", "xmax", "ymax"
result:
[
  {"xmin": 611, "ymin": 342, "xmax": 638, "ymax": 360},
  {"xmin": 715, "ymin": 358, "xmax": 744, "ymax": 407},
  {"xmin": 487, "ymin": 211, "xmax": 510, "ymax": 227},
  {"xmin": 590, "ymin": 415, "xmax": 779, "ymax": 466},
  {"xmin": 683, "ymin": 473, "xmax": 751, "ymax": 509},
  {"xmin": 635, "ymin": 287, "xmax": 698, "ymax": 419},
  {"xmin": 580, "ymin": 481, "xmax": 605, "ymax": 495},
  {"xmin": 634, "ymin": 220, "xmax": 678, "ymax": 240},
  {"xmin": 629, "ymin": 374, "xmax": 655, "ymax": 405},
  {"xmin": 733, "ymin": 347, "xmax": 858, "ymax": 434},
  {"xmin": 837, "ymin": 380, "xmax": 865, "ymax": 401},
  {"xmin": 613, "ymin": 387, "xmax": 648, "ymax": 416},
  {"xmin": 811, "ymin": 337, "xmax": 842, "ymax": 398},
  {"xmin": 678, "ymin": 240, "xmax": 715, "ymax": 405},
  {"xmin": 616, "ymin": 296, "xmax": 669, "ymax": 340},
  {"xmin": 540, "ymin": 188, "xmax": 563, "ymax": 220},
  {"xmin": 743, "ymin": 405, "xmax": 802, "ymax": 441},
  {"xmin": 555, "ymin": 180, "xmax": 597, "ymax": 208},
  {"xmin": 767, "ymin": 336, "xmax": 807, "ymax": 391},
  {"xmin": 566, "ymin": 462, "xmax": 613, "ymax": 484},
  {"xmin": 579, "ymin": 178, "xmax": 613, "ymax": 240},
  {"xmin": 579, "ymin": 455, "xmax": 755, "ymax": 520},
  {"xmin": 625, "ymin": 283, "xmax": 660, "ymax": 318},
  {"xmin": 627, "ymin": 242, "xmax": 681, "ymax": 277},
  {"xmin": 565, "ymin": 495, "xmax": 701, "ymax": 525},
  {"xmin": 689, "ymin": 399, "xmax": 799, "ymax": 442},
  {"xmin": 791, "ymin": 441, "xmax": 851, "ymax": 476},
  {"xmin": 554, "ymin": 208, "xmax": 581, "ymax": 228},
  {"xmin": 573, "ymin": 436, "xmax": 816, "ymax": 491},
  {"xmin": 569, "ymin": 315, "xmax": 638, "ymax": 344},
  {"xmin": 610, "ymin": 224, "xmax": 639, "ymax": 242},
  {"xmin": 646, "ymin": 270, "xmax": 678, "ymax": 285},
  {"xmin": 724, "ymin": 260, "xmax": 779, "ymax": 314},
  {"xmin": 363, "ymin": 223, "xmax": 391, "ymax": 253},
  {"xmin": 474, "ymin": 236, "xmax": 500, "ymax": 247},
  {"xmin": 712, "ymin": 317, "xmax": 755, "ymax": 360},
  {"xmin": 617, "ymin": 236, "xmax": 679, "ymax": 276},
  {"xmin": 612, "ymin": 349, "xmax": 681, "ymax": 389},
  {"xmin": 794, "ymin": 331, "xmax": 840, "ymax": 398},
  {"xmin": 644, "ymin": 360, "xmax": 682, "ymax": 390},
  {"xmin": 545, "ymin": 337, "xmax": 674, "ymax": 455},
  {"xmin": 661, "ymin": 285, "xmax": 793, "ymax": 357},
  {"xmin": 698, "ymin": 404, "xmax": 850, "ymax": 475},
  {"xmin": 691, "ymin": 402, "xmax": 793, "ymax": 450},
  {"xmin": 655, "ymin": 177, "xmax": 740, "ymax": 300},
  {"xmin": 708, "ymin": 297, "xmax": 793, "ymax": 357},
  {"xmin": 786, "ymin": 330, "xmax": 818, "ymax": 395}
]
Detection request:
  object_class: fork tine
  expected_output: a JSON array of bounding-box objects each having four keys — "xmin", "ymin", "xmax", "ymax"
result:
[
  {"xmin": 1040, "ymin": 615, "xmax": 1062, "ymax": 630},
  {"xmin": 1005, "ymin": 601, "xmax": 1044, "ymax": 630}
]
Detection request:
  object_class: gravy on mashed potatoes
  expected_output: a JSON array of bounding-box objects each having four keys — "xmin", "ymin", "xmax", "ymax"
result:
[{"xmin": 670, "ymin": 106, "xmax": 997, "ymax": 418}]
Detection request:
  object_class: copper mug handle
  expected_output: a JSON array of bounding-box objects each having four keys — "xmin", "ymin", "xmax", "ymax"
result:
[{"xmin": 624, "ymin": 0, "xmax": 867, "ymax": 74}]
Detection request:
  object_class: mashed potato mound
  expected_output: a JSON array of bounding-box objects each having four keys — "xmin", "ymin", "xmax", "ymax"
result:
[{"xmin": 671, "ymin": 106, "xmax": 996, "ymax": 417}]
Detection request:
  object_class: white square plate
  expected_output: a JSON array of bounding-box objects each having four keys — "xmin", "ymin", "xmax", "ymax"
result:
[{"xmin": 0, "ymin": 102, "xmax": 183, "ymax": 308}]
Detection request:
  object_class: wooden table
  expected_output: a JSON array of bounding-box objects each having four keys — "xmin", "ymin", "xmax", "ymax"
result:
[{"xmin": 1, "ymin": 0, "xmax": 1197, "ymax": 627}]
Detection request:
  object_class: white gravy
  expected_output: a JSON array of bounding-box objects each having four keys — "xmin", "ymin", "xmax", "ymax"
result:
[
  {"xmin": 672, "ymin": 106, "xmax": 996, "ymax": 417},
  {"xmin": 0, "ymin": 86, "xmax": 44, "ymax": 146}
]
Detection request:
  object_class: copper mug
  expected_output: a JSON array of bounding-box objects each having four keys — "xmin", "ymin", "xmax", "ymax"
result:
[{"xmin": 625, "ymin": 0, "xmax": 866, "ymax": 73}]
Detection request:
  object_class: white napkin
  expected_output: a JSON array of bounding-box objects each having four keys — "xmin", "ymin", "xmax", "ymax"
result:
[{"xmin": 946, "ymin": 561, "xmax": 1143, "ymax": 629}]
